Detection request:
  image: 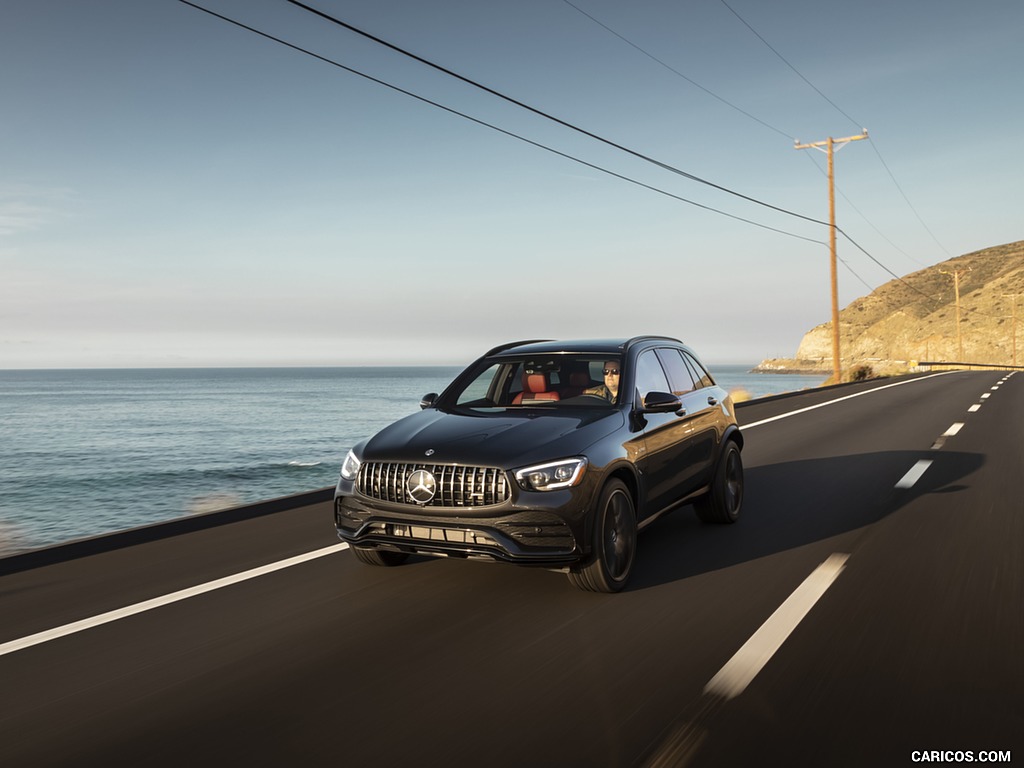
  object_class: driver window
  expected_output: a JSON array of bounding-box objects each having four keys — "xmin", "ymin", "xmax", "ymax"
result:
[{"xmin": 634, "ymin": 351, "xmax": 670, "ymax": 405}]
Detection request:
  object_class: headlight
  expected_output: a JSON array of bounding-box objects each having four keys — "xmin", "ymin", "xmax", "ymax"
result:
[
  {"xmin": 340, "ymin": 449, "xmax": 361, "ymax": 481},
  {"xmin": 515, "ymin": 457, "xmax": 588, "ymax": 492}
]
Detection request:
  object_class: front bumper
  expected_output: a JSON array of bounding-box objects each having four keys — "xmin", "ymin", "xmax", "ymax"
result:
[{"xmin": 334, "ymin": 493, "xmax": 583, "ymax": 566}]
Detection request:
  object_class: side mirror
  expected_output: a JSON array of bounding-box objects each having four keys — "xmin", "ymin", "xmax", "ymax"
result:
[
  {"xmin": 420, "ymin": 393, "xmax": 439, "ymax": 410},
  {"xmin": 640, "ymin": 391, "xmax": 684, "ymax": 414}
]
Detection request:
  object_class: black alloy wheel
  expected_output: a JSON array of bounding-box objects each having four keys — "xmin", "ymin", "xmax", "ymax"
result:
[
  {"xmin": 568, "ymin": 479, "xmax": 637, "ymax": 593},
  {"xmin": 350, "ymin": 546, "xmax": 410, "ymax": 567},
  {"xmin": 695, "ymin": 440, "xmax": 743, "ymax": 524}
]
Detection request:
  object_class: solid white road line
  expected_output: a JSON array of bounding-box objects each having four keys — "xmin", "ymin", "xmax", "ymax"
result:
[
  {"xmin": 895, "ymin": 460, "xmax": 933, "ymax": 489},
  {"xmin": 0, "ymin": 542, "xmax": 350, "ymax": 658},
  {"xmin": 743, "ymin": 371, "xmax": 961, "ymax": 430},
  {"xmin": 704, "ymin": 553, "xmax": 849, "ymax": 700}
]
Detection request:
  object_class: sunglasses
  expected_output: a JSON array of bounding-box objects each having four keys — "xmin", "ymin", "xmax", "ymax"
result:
[{"xmin": 603, "ymin": 368, "xmax": 620, "ymax": 376}]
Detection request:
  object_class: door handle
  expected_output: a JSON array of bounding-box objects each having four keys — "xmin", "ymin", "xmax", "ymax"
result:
[{"xmin": 707, "ymin": 396, "xmax": 718, "ymax": 406}]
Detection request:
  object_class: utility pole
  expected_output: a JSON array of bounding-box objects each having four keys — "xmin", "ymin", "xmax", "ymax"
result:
[
  {"xmin": 795, "ymin": 130, "xmax": 869, "ymax": 383},
  {"xmin": 940, "ymin": 267, "xmax": 970, "ymax": 361},
  {"xmin": 1003, "ymin": 293, "xmax": 1018, "ymax": 367}
]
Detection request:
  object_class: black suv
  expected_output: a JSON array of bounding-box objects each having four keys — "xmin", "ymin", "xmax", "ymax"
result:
[{"xmin": 334, "ymin": 337, "xmax": 743, "ymax": 592}]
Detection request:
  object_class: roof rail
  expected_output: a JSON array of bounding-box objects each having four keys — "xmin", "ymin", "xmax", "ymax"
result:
[
  {"xmin": 484, "ymin": 339, "xmax": 554, "ymax": 356},
  {"xmin": 626, "ymin": 335, "xmax": 684, "ymax": 346}
]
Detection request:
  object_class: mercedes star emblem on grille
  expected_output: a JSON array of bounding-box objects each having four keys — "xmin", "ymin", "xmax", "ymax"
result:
[{"xmin": 406, "ymin": 469, "xmax": 437, "ymax": 504}]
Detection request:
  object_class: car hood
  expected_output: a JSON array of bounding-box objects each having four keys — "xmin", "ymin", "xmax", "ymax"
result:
[{"xmin": 359, "ymin": 407, "xmax": 624, "ymax": 467}]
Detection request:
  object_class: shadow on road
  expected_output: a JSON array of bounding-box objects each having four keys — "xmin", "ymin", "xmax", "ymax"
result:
[{"xmin": 629, "ymin": 449, "xmax": 985, "ymax": 591}]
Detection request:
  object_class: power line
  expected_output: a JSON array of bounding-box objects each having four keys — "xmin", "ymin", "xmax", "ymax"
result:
[
  {"xmin": 866, "ymin": 139, "xmax": 954, "ymax": 259},
  {"xmin": 797, "ymin": 136, "xmax": 950, "ymax": 311},
  {"xmin": 553, "ymin": 2, "xmax": 895, "ymax": 300},
  {"xmin": 282, "ymin": 0, "xmax": 830, "ymax": 229},
  {"xmin": 180, "ymin": 1, "xmax": 976, "ymax": 333},
  {"xmin": 194, "ymin": 0, "xmax": 976, "ymax": 293},
  {"xmin": 836, "ymin": 254, "xmax": 875, "ymax": 293},
  {"xmin": 838, "ymin": 228, "xmax": 1010, "ymax": 325},
  {"xmin": 559, "ymin": 0, "xmax": 947, "ymax": 307},
  {"xmin": 718, "ymin": 0, "xmax": 956, "ymax": 262},
  {"xmin": 837, "ymin": 229, "xmax": 944, "ymax": 308},
  {"xmin": 717, "ymin": 0, "xmax": 861, "ymax": 130},
  {"xmin": 800, "ymin": 151, "xmax": 927, "ymax": 268},
  {"xmin": 559, "ymin": 0, "xmax": 796, "ymax": 141},
  {"xmin": 558, "ymin": 0, "xmax": 938, "ymax": 301},
  {"xmin": 176, "ymin": 1, "xmax": 826, "ymax": 245}
]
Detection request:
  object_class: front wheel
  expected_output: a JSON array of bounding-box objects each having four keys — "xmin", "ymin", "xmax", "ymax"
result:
[
  {"xmin": 694, "ymin": 440, "xmax": 743, "ymax": 524},
  {"xmin": 568, "ymin": 479, "xmax": 637, "ymax": 593},
  {"xmin": 350, "ymin": 545, "xmax": 409, "ymax": 567}
]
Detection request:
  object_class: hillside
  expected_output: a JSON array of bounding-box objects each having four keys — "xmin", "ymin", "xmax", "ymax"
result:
[{"xmin": 757, "ymin": 240, "xmax": 1024, "ymax": 375}]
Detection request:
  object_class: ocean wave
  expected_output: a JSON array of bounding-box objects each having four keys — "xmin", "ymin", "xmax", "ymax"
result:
[
  {"xmin": 0, "ymin": 367, "xmax": 455, "ymax": 547},
  {"xmin": 47, "ymin": 458, "xmax": 332, "ymax": 488},
  {"xmin": 0, "ymin": 520, "xmax": 31, "ymax": 556},
  {"xmin": 186, "ymin": 492, "xmax": 244, "ymax": 515}
]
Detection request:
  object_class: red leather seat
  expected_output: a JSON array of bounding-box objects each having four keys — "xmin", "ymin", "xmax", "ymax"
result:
[{"xmin": 512, "ymin": 372, "xmax": 560, "ymax": 404}]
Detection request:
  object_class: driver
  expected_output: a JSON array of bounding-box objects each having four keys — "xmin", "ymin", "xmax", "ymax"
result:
[{"xmin": 585, "ymin": 361, "xmax": 620, "ymax": 403}]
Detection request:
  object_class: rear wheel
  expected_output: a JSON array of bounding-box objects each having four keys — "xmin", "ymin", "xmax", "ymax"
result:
[
  {"xmin": 350, "ymin": 546, "xmax": 409, "ymax": 567},
  {"xmin": 695, "ymin": 440, "xmax": 743, "ymax": 524},
  {"xmin": 568, "ymin": 479, "xmax": 637, "ymax": 593}
]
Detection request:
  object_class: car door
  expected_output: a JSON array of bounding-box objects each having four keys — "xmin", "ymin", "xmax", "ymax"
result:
[
  {"xmin": 651, "ymin": 350, "xmax": 716, "ymax": 495},
  {"xmin": 633, "ymin": 349, "xmax": 692, "ymax": 515},
  {"xmin": 664, "ymin": 348, "xmax": 720, "ymax": 491}
]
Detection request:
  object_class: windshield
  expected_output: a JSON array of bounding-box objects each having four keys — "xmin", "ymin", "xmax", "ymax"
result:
[{"xmin": 446, "ymin": 356, "xmax": 622, "ymax": 411}]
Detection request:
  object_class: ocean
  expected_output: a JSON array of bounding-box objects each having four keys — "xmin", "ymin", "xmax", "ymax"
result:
[{"xmin": 0, "ymin": 365, "xmax": 825, "ymax": 554}]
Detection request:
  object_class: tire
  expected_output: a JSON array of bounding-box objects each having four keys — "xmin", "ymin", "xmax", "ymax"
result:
[
  {"xmin": 350, "ymin": 546, "xmax": 409, "ymax": 567},
  {"xmin": 695, "ymin": 440, "xmax": 743, "ymax": 524},
  {"xmin": 568, "ymin": 479, "xmax": 637, "ymax": 593}
]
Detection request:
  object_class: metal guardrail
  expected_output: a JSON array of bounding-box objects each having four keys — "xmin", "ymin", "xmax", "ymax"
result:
[{"xmin": 918, "ymin": 361, "xmax": 1024, "ymax": 370}]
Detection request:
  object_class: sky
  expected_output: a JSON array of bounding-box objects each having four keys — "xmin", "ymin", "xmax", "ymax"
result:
[{"xmin": 2, "ymin": 0, "xmax": 1022, "ymax": 368}]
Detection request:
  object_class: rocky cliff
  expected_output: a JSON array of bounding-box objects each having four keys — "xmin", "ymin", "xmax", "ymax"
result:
[{"xmin": 758, "ymin": 240, "xmax": 1024, "ymax": 375}]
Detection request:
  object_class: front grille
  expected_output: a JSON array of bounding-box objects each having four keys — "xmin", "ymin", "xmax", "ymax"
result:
[{"xmin": 357, "ymin": 462, "xmax": 510, "ymax": 508}]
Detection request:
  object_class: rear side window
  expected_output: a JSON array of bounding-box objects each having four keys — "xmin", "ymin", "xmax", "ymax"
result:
[
  {"xmin": 682, "ymin": 351, "xmax": 715, "ymax": 388},
  {"xmin": 655, "ymin": 349, "xmax": 698, "ymax": 395}
]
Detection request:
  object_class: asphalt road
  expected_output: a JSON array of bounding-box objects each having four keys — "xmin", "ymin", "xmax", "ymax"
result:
[{"xmin": 1, "ymin": 370, "xmax": 1021, "ymax": 767}]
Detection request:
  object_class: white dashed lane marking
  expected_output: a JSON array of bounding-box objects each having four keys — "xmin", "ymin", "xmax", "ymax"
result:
[
  {"xmin": 709, "ymin": 376, "xmax": 1012, "ymax": 704},
  {"xmin": 705, "ymin": 554, "xmax": 850, "ymax": 700},
  {"xmin": 896, "ymin": 460, "xmax": 933, "ymax": 489},
  {"xmin": 968, "ymin": 404, "xmax": 981, "ymax": 412}
]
